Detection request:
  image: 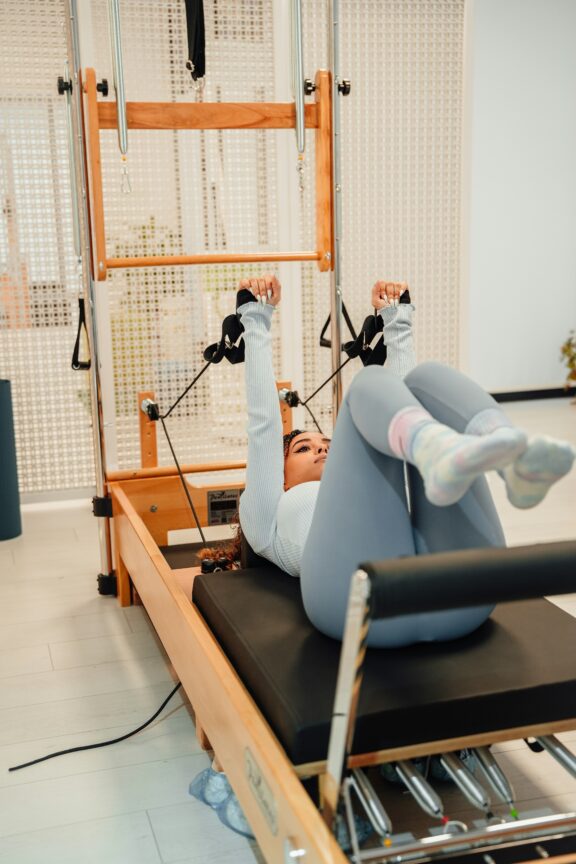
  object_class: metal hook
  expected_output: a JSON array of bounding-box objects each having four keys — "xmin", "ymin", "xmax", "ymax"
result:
[
  {"xmin": 296, "ymin": 154, "xmax": 305, "ymax": 193},
  {"xmin": 186, "ymin": 61, "xmax": 205, "ymax": 94},
  {"xmin": 120, "ymin": 156, "xmax": 132, "ymax": 194}
]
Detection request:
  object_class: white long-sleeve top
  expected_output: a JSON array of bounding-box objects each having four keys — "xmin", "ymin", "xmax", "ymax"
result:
[{"xmin": 238, "ymin": 301, "xmax": 416, "ymax": 576}]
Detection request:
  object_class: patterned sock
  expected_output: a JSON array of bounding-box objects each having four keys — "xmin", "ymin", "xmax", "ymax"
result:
[
  {"xmin": 389, "ymin": 407, "xmax": 527, "ymax": 507},
  {"xmin": 502, "ymin": 435, "xmax": 575, "ymax": 509}
]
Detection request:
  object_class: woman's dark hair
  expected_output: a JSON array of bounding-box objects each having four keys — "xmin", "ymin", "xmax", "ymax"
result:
[
  {"xmin": 198, "ymin": 518, "xmax": 243, "ymax": 568},
  {"xmin": 199, "ymin": 430, "xmax": 303, "ymax": 569},
  {"xmin": 283, "ymin": 428, "xmax": 304, "ymax": 456}
]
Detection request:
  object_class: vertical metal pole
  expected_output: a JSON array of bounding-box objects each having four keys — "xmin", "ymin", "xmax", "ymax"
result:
[
  {"xmin": 108, "ymin": 0, "xmax": 128, "ymax": 155},
  {"xmin": 291, "ymin": 0, "xmax": 305, "ymax": 155},
  {"xmin": 328, "ymin": 0, "xmax": 343, "ymax": 418},
  {"xmin": 322, "ymin": 569, "xmax": 371, "ymax": 829},
  {"xmin": 64, "ymin": 0, "xmax": 114, "ymax": 583}
]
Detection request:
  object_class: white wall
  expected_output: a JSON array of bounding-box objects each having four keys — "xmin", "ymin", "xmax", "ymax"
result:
[{"xmin": 463, "ymin": 0, "xmax": 576, "ymax": 391}]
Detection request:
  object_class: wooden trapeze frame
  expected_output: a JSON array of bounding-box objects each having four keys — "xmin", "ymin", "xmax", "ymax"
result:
[{"xmin": 81, "ymin": 67, "xmax": 334, "ymax": 281}]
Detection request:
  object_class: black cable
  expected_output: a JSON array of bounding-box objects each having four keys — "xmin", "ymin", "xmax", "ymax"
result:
[
  {"xmin": 160, "ymin": 415, "xmax": 207, "ymax": 545},
  {"xmin": 8, "ymin": 681, "xmax": 182, "ymax": 772},
  {"xmin": 302, "ymin": 402, "xmax": 323, "ymax": 435},
  {"xmin": 301, "ymin": 355, "xmax": 352, "ymax": 407},
  {"xmin": 161, "ymin": 359, "xmax": 212, "ymax": 420}
]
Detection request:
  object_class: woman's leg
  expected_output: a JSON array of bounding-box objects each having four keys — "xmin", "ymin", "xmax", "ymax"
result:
[
  {"xmin": 404, "ymin": 361, "xmax": 509, "ymax": 556},
  {"xmin": 300, "ymin": 366, "xmax": 516, "ymax": 646},
  {"xmin": 407, "ymin": 362, "xmax": 575, "ymax": 510},
  {"xmin": 300, "ymin": 376, "xmax": 417, "ymax": 646}
]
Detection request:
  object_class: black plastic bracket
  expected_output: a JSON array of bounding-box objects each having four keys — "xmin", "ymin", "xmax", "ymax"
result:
[
  {"xmin": 524, "ymin": 738, "xmax": 545, "ymax": 753},
  {"xmin": 57, "ymin": 76, "xmax": 72, "ymax": 96},
  {"xmin": 92, "ymin": 495, "xmax": 113, "ymax": 518},
  {"xmin": 97, "ymin": 572, "xmax": 117, "ymax": 596},
  {"xmin": 96, "ymin": 79, "xmax": 109, "ymax": 97}
]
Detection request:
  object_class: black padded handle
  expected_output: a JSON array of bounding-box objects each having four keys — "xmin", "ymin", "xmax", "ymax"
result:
[{"xmin": 360, "ymin": 541, "xmax": 576, "ymax": 619}]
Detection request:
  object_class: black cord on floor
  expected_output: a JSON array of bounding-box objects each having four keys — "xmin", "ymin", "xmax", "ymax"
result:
[{"xmin": 8, "ymin": 681, "xmax": 182, "ymax": 772}]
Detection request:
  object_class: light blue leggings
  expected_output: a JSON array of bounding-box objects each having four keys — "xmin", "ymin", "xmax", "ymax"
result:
[{"xmin": 300, "ymin": 361, "xmax": 507, "ymax": 647}]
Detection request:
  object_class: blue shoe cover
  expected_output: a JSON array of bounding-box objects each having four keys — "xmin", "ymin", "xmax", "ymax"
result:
[
  {"xmin": 335, "ymin": 813, "xmax": 373, "ymax": 851},
  {"xmin": 215, "ymin": 792, "xmax": 255, "ymax": 839},
  {"xmin": 189, "ymin": 767, "xmax": 232, "ymax": 808},
  {"xmin": 189, "ymin": 767, "xmax": 254, "ymax": 839}
]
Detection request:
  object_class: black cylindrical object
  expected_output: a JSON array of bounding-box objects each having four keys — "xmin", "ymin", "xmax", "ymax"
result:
[{"xmin": 0, "ymin": 380, "xmax": 22, "ymax": 540}]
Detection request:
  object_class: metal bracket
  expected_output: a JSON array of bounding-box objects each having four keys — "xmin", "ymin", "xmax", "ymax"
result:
[
  {"xmin": 92, "ymin": 495, "xmax": 113, "ymax": 518},
  {"xmin": 97, "ymin": 572, "xmax": 117, "ymax": 595},
  {"xmin": 57, "ymin": 76, "xmax": 72, "ymax": 95}
]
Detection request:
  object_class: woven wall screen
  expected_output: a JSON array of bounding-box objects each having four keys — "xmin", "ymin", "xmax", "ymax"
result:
[
  {"xmin": 0, "ymin": 0, "xmax": 464, "ymax": 491},
  {"xmin": 298, "ymin": 0, "xmax": 464, "ymax": 435},
  {"xmin": 0, "ymin": 0, "xmax": 96, "ymax": 493}
]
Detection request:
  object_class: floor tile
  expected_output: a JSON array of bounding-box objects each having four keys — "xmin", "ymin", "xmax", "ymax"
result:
[
  {"xmin": 0, "ymin": 681, "xmax": 185, "ymax": 746},
  {"xmin": 0, "ymin": 611, "xmax": 132, "ymax": 652},
  {"xmin": 0, "ymin": 644, "xmax": 52, "ymax": 679},
  {"xmin": 0, "ymin": 754, "xmax": 207, "ymax": 838},
  {"xmin": 147, "ymin": 799, "xmax": 256, "ymax": 864},
  {"xmin": 0, "ymin": 656, "xmax": 173, "ymax": 711},
  {"xmin": 0, "ymin": 708, "xmax": 199, "ymax": 787},
  {"xmin": 0, "ymin": 811, "xmax": 161, "ymax": 864},
  {"xmin": 49, "ymin": 628, "xmax": 162, "ymax": 669}
]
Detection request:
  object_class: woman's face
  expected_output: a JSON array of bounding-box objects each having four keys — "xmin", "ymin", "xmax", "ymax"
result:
[{"xmin": 284, "ymin": 431, "xmax": 331, "ymax": 490}]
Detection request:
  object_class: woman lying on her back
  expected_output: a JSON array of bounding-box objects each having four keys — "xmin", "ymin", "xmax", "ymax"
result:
[
  {"xmin": 190, "ymin": 273, "xmax": 574, "ymax": 838},
  {"xmin": 237, "ymin": 274, "xmax": 575, "ymax": 647}
]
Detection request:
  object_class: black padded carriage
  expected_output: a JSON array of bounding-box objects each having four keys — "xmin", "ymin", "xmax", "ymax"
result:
[{"xmin": 182, "ymin": 557, "xmax": 576, "ymax": 766}]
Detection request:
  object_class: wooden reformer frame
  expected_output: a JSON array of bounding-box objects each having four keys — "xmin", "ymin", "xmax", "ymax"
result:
[{"xmin": 108, "ymin": 463, "xmax": 576, "ymax": 864}]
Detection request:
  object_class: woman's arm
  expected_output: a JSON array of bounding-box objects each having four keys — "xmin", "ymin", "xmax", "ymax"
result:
[
  {"xmin": 237, "ymin": 277, "xmax": 284, "ymax": 555},
  {"xmin": 372, "ymin": 280, "xmax": 417, "ymax": 377}
]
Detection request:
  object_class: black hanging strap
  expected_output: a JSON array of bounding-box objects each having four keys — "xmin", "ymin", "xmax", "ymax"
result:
[
  {"xmin": 71, "ymin": 297, "xmax": 91, "ymax": 370},
  {"xmin": 319, "ymin": 301, "xmax": 358, "ymax": 349},
  {"xmin": 184, "ymin": 0, "xmax": 206, "ymax": 81}
]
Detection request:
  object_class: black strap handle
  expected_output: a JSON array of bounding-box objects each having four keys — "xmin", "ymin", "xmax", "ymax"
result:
[
  {"xmin": 71, "ymin": 297, "xmax": 91, "ymax": 370},
  {"xmin": 184, "ymin": 0, "xmax": 205, "ymax": 81},
  {"xmin": 203, "ymin": 313, "xmax": 244, "ymax": 364}
]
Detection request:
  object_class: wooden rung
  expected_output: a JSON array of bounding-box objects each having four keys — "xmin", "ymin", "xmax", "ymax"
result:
[
  {"xmin": 98, "ymin": 101, "xmax": 319, "ymax": 131},
  {"xmin": 106, "ymin": 252, "xmax": 320, "ymax": 270},
  {"xmin": 106, "ymin": 461, "xmax": 246, "ymax": 483}
]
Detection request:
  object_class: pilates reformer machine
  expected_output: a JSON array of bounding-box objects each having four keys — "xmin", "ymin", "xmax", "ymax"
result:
[{"xmin": 59, "ymin": 1, "xmax": 576, "ymax": 861}]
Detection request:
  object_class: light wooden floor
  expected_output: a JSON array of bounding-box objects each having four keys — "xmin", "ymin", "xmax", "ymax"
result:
[{"xmin": 0, "ymin": 399, "xmax": 575, "ymax": 863}]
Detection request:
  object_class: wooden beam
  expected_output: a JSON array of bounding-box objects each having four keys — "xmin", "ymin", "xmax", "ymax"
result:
[
  {"xmin": 106, "ymin": 251, "xmax": 321, "ymax": 270},
  {"xmin": 97, "ymin": 100, "xmax": 319, "ymax": 131},
  {"xmin": 138, "ymin": 391, "xmax": 158, "ymax": 468},
  {"xmin": 314, "ymin": 70, "xmax": 333, "ymax": 273},
  {"xmin": 107, "ymin": 461, "xmax": 246, "ymax": 483}
]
